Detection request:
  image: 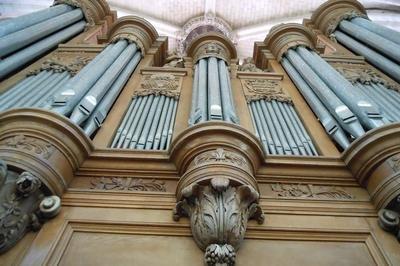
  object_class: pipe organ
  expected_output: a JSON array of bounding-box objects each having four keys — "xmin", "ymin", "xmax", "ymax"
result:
[{"xmin": 0, "ymin": 0, "xmax": 400, "ymax": 265}]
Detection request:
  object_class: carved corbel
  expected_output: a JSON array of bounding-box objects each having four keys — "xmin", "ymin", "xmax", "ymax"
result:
[
  {"xmin": 172, "ymin": 144, "xmax": 264, "ymax": 265},
  {"xmin": 0, "ymin": 159, "xmax": 61, "ymax": 254},
  {"xmin": 174, "ymin": 177, "xmax": 264, "ymax": 266}
]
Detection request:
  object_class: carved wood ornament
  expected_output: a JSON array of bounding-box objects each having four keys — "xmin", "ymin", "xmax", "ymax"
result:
[
  {"xmin": 242, "ymin": 79, "xmax": 292, "ymax": 104},
  {"xmin": 134, "ymin": 73, "xmax": 181, "ymax": 99},
  {"xmin": 90, "ymin": 177, "xmax": 166, "ymax": 192},
  {"xmin": 0, "ymin": 159, "xmax": 61, "ymax": 254}
]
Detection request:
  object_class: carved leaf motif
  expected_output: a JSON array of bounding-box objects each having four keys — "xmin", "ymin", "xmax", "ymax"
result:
[
  {"xmin": 90, "ymin": 177, "xmax": 166, "ymax": 192},
  {"xmin": 0, "ymin": 135, "xmax": 54, "ymax": 160},
  {"xmin": 134, "ymin": 74, "xmax": 180, "ymax": 99},
  {"xmin": 270, "ymin": 183, "xmax": 354, "ymax": 200},
  {"xmin": 54, "ymin": 0, "xmax": 95, "ymax": 26},
  {"xmin": 192, "ymin": 148, "xmax": 250, "ymax": 173},
  {"xmin": 29, "ymin": 54, "xmax": 91, "ymax": 76},
  {"xmin": 244, "ymin": 79, "xmax": 292, "ymax": 104},
  {"xmin": 238, "ymin": 57, "xmax": 263, "ymax": 72},
  {"xmin": 326, "ymin": 10, "xmax": 367, "ymax": 35},
  {"xmin": 389, "ymin": 155, "xmax": 400, "ymax": 173}
]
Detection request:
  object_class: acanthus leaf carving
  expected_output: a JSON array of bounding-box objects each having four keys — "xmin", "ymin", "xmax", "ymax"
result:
[
  {"xmin": 0, "ymin": 159, "xmax": 61, "ymax": 254},
  {"xmin": 326, "ymin": 10, "xmax": 368, "ymax": 35},
  {"xmin": 28, "ymin": 54, "xmax": 92, "ymax": 77},
  {"xmin": 173, "ymin": 177, "xmax": 264, "ymax": 266},
  {"xmin": 90, "ymin": 177, "xmax": 167, "ymax": 192},
  {"xmin": 134, "ymin": 73, "xmax": 180, "ymax": 99},
  {"xmin": 243, "ymin": 79, "xmax": 292, "ymax": 104},
  {"xmin": 0, "ymin": 135, "xmax": 55, "ymax": 160},
  {"xmin": 333, "ymin": 64, "xmax": 400, "ymax": 92},
  {"xmin": 270, "ymin": 183, "xmax": 354, "ymax": 200}
]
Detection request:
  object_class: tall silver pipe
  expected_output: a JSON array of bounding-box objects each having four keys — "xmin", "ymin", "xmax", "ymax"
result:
[
  {"xmin": 368, "ymin": 84, "xmax": 400, "ymax": 120},
  {"xmin": 166, "ymin": 100, "xmax": 178, "ymax": 149},
  {"xmin": 248, "ymin": 103, "xmax": 259, "ymax": 139},
  {"xmin": 189, "ymin": 64, "xmax": 199, "ymax": 126},
  {"xmin": 224, "ymin": 63, "xmax": 239, "ymax": 124},
  {"xmin": 0, "ymin": 75, "xmax": 38, "ymax": 107},
  {"xmin": 276, "ymin": 102, "xmax": 307, "ymax": 155},
  {"xmin": 153, "ymin": 97, "xmax": 171, "ymax": 150},
  {"xmin": 83, "ymin": 51, "xmax": 141, "ymax": 136},
  {"xmin": 384, "ymin": 88, "xmax": 400, "ymax": 106},
  {"xmin": 122, "ymin": 96, "xmax": 149, "ymax": 148},
  {"xmin": 136, "ymin": 96, "xmax": 160, "ymax": 149},
  {"xmin": 351, "ymin": 17, "xmax": 400, "ymax": 46},
  {"xmin": 145, "ymin": 95, "xmax": 166, "ymax": 149},
  {"xmin": 259, "ymin": 101, "xmax": 283, "ymax": 154},
  {"xmin": 35, "ymin": 74, "xmax": 71, "ymax": 108},
  {"xmin": 218, "ymin": 59, "xmax": 237, "ymax": 123},
  {"xmin": 119, "ymin": 97, "xmax": 145, "ymax": 148},
  {"xmin": 111, "ymin": 98, "xmax": 137, "ymax": 148},
  {"xmin": 0, "ymin": 4, "xmax": 74, "ymax": 38},
  {"xmin": 70, "ymin": 43, "xmax": 137, "ymax": 125},
  {"xmin": 207, "ymin": 57, "xmax": 223, "ymax": 120},
  {"xmin": 0, "ymin": 21, "xmax": 85, "ymax": 80},
  {"xmin": 334, "ymin": 30, "xmax": 400, "ymax": 83},
  {"xmin": 281, "ymin": 57, "xmax": 350, "ymax": 149},
  {"xmin": 298, "ymin": 46, "xmax": 385, "ymax": 130},
  {"xmin": 196, "ymin": 59, "xmax": 208, "ymax": 123},
  {"xmin": 339, "ymin": 20, "xmax": 400, "ymax": 64},
  {"xmin": 160, "ymin": 98, "xmax": 175, "ymax": 149},
  {"xmin": 0, "ymin": 71, "xmax": 52, "ymax": 110},
  {"xmin": 250, "ymin": 102, "xmax": 270, "ymax": 154},
  {"xmin": 51, "ymin": 40, "xmax": 127, "ymax": 115},
  {"xmin": 0, "ymin": 9, "xmax": 84, "ymax": 58}
]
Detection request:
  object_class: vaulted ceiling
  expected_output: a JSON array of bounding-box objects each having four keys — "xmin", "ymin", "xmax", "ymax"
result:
[{"xmin": 1, "ymin": 0, "xmax": 400, "ymax": 59}]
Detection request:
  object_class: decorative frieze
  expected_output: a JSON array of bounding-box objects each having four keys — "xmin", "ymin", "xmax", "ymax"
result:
[
  {"xmin": 0, "ymin": 135, "xmax": 55, "ymax": 160},
  {"xmin": 242, "ymin": 78, "xmax": 292, "ymax": 104},
  {"xmin": 332, "ymin": 63, "xmax": 400, "ymax": 92},
  {"xmin": 29, "ymin": 53, "xmax": 92, "ymax": 76},
  {"xmin": 270, "ymin": 183, "xmax": 354, "ymax": 200},
  {"xmin": 193, "ymin": 42, "xmax": 229, "ymax": 64},
  {"xmin": 173, "ymin": 177, "xmax": 264, "ymax": 266},
  {"xmin": 0, "ymin": 159, "xmax": 61, "ymax": 254},
  {"xmin": 134, "ymin": 73, "xmax": 181, "ymax": 99},
  {"xmin": 90, "ymin": 177, "xmax": 166, "ymax": 192}
]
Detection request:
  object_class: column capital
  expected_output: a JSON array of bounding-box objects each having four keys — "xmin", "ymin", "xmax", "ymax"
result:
[
  {"xmin": 264, "ymin": 23, "xmax": 318, "ymax": 61},
  {"xmin": 54, "ymin": 0, "xmax": 116, "ymax": 27},
  {"xmin": 186, "ymin": 33, "xmax": 237, "ymax": 64},
  {"xmin": 310, "ymin": 0, "xmax": 368, "ymax": 36},
  {"xmin": 97, "ymin": 16, "xmax": 160, "ymax": 56}
]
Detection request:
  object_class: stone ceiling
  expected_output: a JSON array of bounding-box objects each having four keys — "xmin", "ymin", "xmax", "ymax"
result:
[{"xmin": 1, "ymin": 0, "xmax": 400, "ymax": 59}]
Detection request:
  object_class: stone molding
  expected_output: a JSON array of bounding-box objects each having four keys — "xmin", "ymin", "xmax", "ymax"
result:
[
  {"xmin": 310, "ymin": 0, "xmax": 368, "ymax": 36},
  {"xmin": 186, "ymin": 33, "xmax": 237, "ymax": 64},
  {"xmin": 97, "ymin": 16, "xmax": 159, "ymax": 56},
  {"xmin": 264, "ymin": 23, "xmax": 319, "ymax": 61},
  {"xmin": 0, "ymin": 109, "xmax": 93, "ymax": 196},
  {"xmin": 54, "ymin": 0, "xmax": 116, "ymax": 27}
]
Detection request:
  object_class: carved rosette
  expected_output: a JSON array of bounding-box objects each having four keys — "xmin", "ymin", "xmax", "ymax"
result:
[
  {"xmin": 173, "ymin": 146, "xmax": 263, "ymax": 265},
  {"xmin": 0, "ymin": 159, "xmax": 61, "ymax": 254},
  {"xmin": 310, "ymin": 0, "xmax": 368, "ymax": 36},
  {"xmin": 134, "ymin": 73, "xmax": 181, "ymax": 99},
  {"xmin": 174, "ymin": 177, "xmax": 264, "ymax": 266},
  {"xmin": 331, "ymin": 63, "xmax": 400, "ymax": 92},
  {"xmin": 242, "ymin": 78, "xmax": 292, "ymax": 104},
  {"xmin": 54, "ymin": 0, "xmax": 114, "ymax": 27}
]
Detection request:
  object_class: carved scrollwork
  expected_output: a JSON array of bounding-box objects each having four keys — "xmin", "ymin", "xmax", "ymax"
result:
[
  {"xmin": 173, "ymin": 177, "xmax": 264, "ymax": 266},
  {"xmin": 270, "ymin": 183, "xmax": 354, "ymax": 200},
  {"xmin": 134, "ymin": 73, "xmax": 181, "ymax": 99},
  {"xmin": 378, "ymin": 208, "xmax": 400, "ymax": 242},
  {"xmin": 238, "ymin": 57, "xmax": 264, "ymax": 72},
  {"xmin": 243, "ymin": 79, "xmax": 292, "ymax": 104},
  {"xmin": 326, "ymin": 10, "xmax": 367, "ymax": 35},
  {"xmin": 193, "ymin": 42, "xmax": 229, "ymax": 64},
  {"xmin": 0, "ymin": 159, "xmax": 61, "ymax": 254},
  {"xmin": 90, "ymin": 177, "xmax": 166, "ymax": 192},
  {"xmin": 29, "ymin": 54, "xmax": 92, "ymax": 76},
  {"xmin": 0, "ymin": 135, "xmax": 55, "ymax": 160},
  {"xmin": 333, "ymin": 64, "xmax": 400, "ymax": 92}
]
